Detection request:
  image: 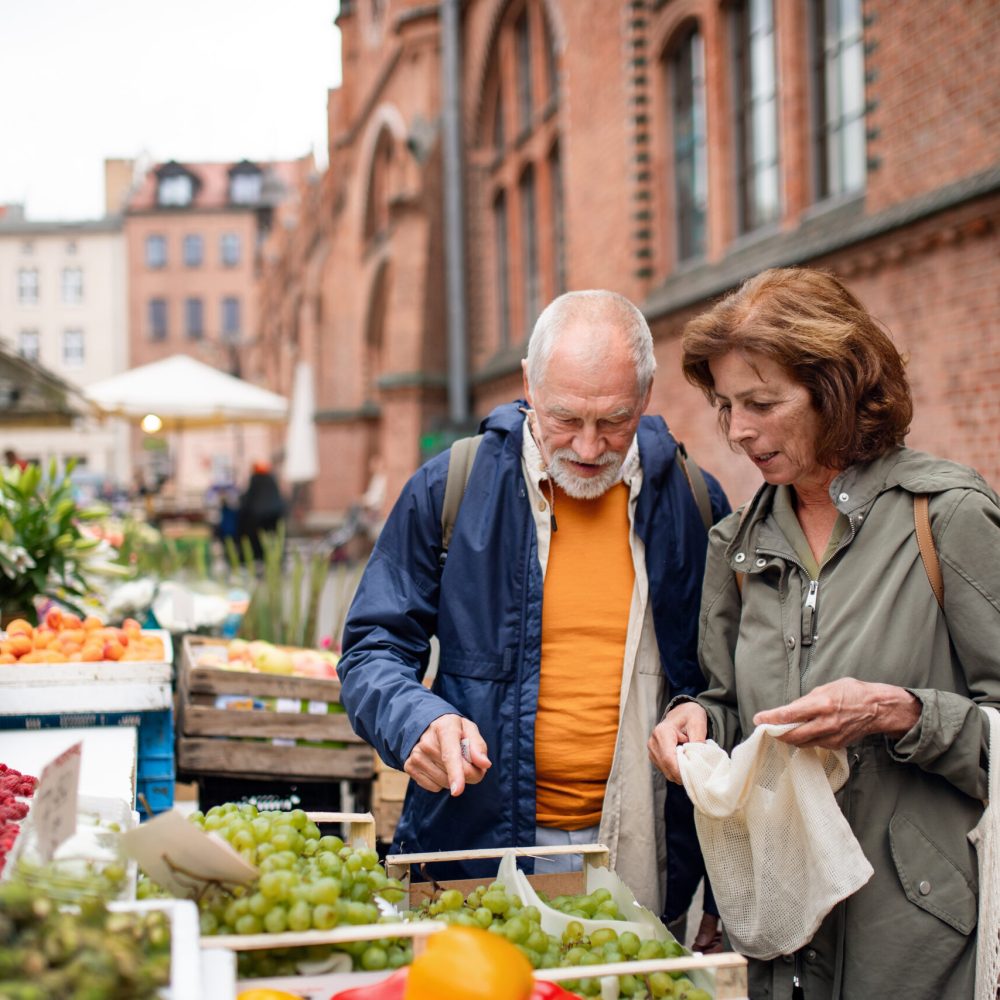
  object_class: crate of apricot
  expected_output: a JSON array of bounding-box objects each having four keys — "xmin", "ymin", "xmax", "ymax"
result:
[{"xmin": 0, "ymin": 608, "xmax": 173, "ymax": 718}]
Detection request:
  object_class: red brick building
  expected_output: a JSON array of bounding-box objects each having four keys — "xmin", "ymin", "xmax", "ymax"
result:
[{"xmin": 258, "ymin": 0, "xmax": 1000, "ymax": 518}]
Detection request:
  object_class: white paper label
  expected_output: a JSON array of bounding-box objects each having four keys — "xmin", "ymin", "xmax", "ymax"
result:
[{"xmin": 32, "ymin": 742, "xmax": 82, "ymax": 862}]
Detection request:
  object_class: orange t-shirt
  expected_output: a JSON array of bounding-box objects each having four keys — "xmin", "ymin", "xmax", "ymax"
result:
[{"xmin": 534, "ymin": 482, "xmax": 635, "ymax": 829}]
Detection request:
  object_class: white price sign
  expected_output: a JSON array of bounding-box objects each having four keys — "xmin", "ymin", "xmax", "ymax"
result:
[{"xmin": 32, "ymin": 741, "xmax": 82, "ymax": 862}]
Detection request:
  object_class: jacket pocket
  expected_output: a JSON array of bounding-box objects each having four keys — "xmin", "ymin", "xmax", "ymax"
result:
[
  {"xmin": 437, "ymin": 647, "xmax": 516, "ymax": 681},
  {"xmin": 889, "ymin": 812, "xmax": 977, "ymax": 935}
]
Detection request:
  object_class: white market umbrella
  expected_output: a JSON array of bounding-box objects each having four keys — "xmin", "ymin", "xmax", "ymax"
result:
[
  {"xmin": 284, "ymin": 360, "xmax": 319, "ymax": 484},
  {"xmin": 84, "ymin": 354, "xmax": 288, "ymax": 429}
]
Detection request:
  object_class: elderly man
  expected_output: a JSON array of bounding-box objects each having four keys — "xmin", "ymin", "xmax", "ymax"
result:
[{"xmin": 338, "ymin": 290, "xmax": 729, "ymax": 917}]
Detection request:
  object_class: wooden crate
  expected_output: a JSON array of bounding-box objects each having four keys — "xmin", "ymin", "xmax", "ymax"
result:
[
  {"xmin": 176, "ymin": 635, "xmax": 374, "ymax": 783},
  {"xmin": 372, "ymin": 755, "xmax": 409, "ymax": 843},
  {"xmin": 211, "ymin": 911, "xmax": 748, "ymax": 1000}
]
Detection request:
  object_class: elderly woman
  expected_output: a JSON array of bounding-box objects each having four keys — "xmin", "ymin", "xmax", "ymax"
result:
[{"xmin": 649, "ymin": 267, "xmax": 1000, "ymax": 999}]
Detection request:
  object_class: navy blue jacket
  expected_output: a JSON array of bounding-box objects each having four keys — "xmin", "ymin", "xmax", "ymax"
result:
[{"xmin": 338, "ymin": 402, "xmax": 730, "ymax": 879}]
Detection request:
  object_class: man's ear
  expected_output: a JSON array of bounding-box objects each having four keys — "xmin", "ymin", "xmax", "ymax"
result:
[{"xmin": 521, "ymin": 359, "xmax": 533, "ymax": 408}]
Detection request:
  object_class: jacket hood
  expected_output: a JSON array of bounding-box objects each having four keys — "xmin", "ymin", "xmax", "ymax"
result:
[{"xmin": 478, "ymin": 400, "xmax": 528, "ymax": 439}]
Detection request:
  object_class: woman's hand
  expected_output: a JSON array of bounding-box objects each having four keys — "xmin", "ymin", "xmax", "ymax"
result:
[
  {"xmin": 753, "ymin": 678, "xmax": 921, "ymax": 748},
  {"xmin": 648, "ymin": 702, "xmax": 709, "ymax": 783}
]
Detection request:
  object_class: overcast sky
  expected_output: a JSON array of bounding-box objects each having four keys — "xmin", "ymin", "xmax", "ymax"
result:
[{"xmin": 0, "ymin": 1, "xmax": 341, "ymax": 221}]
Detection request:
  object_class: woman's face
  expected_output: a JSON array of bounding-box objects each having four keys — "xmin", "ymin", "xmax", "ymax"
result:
[{"xmin": 708, "ymin": 351, "xmax": 834, "ymax": 492}]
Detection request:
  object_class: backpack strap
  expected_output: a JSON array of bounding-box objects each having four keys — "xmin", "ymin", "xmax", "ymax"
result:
[
  {"xmin": 913, "ymin": 494, "xmax": 944, "ymax": 610},
  {"xmin": 440, "ymin": 434, "xmax": 483, "ymax": 560},
  {"xmin": 674, "ymin": 440, "xmax": 714, "ymax": 533}
]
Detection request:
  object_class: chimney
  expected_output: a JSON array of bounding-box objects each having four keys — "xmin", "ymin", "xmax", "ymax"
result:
[{"xmin": 104, "ymin": 158, "xmax": 136, "ymax": 215}]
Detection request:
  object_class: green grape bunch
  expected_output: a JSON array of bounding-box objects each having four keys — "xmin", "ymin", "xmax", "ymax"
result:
[
  {"xmin": 411, "ymin": 883, "xmax": 713, "ymax": 999},
  {"xmin": 136, "ymin": 802, "xmax": 412, "ymax": 978}
]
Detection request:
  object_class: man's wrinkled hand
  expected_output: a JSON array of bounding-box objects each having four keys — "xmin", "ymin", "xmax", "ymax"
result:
[
  {"xmin": 403, "ymin": 714, "xmax": 492, "ymax": 795},
  {"xmin": 648, "ymin": 701, "xmax": 709, "ymax": 784}
]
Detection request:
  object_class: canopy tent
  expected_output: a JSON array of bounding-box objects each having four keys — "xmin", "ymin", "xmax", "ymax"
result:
[
  {"xmin": 84, "ymin": 354, "xmax": 288, "ymax": 428},
  {"xmin": 0, "ymin": 344, "xmax": 96, "ymax": 427},
  {"xmin": 283, "ymin": 360, "xmax": 318, "ymax": 484}
]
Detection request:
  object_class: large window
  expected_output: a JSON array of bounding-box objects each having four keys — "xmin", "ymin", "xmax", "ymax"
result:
[
  {"xmin": 519, "ymin": 166, "xmax": 539, "ymax": 336},
  {"xmin": 183, "ymin": 234, "xmax": 203, "ymax": 267},
  {"xmin": 229, "ymin": 165, "xmax": 262, "ymax": 205},
  {"xmin": 222, "ymin": 297, "xmax": 241, "ymax": 341},
  {"xmin": 493, "ymin": 193, "xmax": 510, "ymax": 348},
  {"xmin": 145, "ymin": 235, "xmax": 167, "ymax": 269},
  {"xmin": 157, "ymin": 173, "xmax": 193, "ymax": 207},
  {"xmin": 18, "ymin": 330, "xmax": 39, "ymax": 362},
  {"xmin": 148, "ymin": 298, "xmax": 168, "ymax": 341},
  {"xmin": 481, "ymin": 0, "xmax": 561, "ymax": 348},
  {"xmin": 17, "ymin": 268, "xmax": 39, "ymax": 304},
  {"xmin": 812, "ymin": 0, "xmax": 866, "ymax": 199},
  {"xmin": 61, "ymin": 266, "xmax": 83, "ymax": 304},
  {"xmin": 185, "ymin": 298, "xmax": 204, "ymax": 340},
  {"xmin": 220, "ymin": 233, "xmax": 241, "ymax": 267},
  {"xmin": 63, "ymin": 329, "xmax": 84, "ymax": 367},
  {"xmin": 671, "ymin": 27, "xmax": 709, "ymax": 262},
  {"xmin": 734, "ymin": 0, "xmax": 780, "ymax": 231}
]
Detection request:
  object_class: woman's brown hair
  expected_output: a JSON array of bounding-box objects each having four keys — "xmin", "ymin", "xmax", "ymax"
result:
[{"xmin": 681, "ymin": 267, "xmax": 912, "ymax": 468}]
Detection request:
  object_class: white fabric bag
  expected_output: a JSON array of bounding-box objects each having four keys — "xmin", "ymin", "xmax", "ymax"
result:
[
  {"xmin": 969, "ymin": 705, "xmax": 1000, "ymax": 1000},
  {"xmin": 677, "ymin": 723, "xmax": 874, "ymax": 960}
]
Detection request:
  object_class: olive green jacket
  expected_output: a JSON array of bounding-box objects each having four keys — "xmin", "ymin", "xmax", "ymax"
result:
[{"xmin": 695, "ymin": 448, "xmax": 1000, "ymax": 1000}]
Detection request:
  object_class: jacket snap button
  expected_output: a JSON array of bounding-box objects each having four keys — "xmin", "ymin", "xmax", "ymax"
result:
[
  {"xmin": 537, "ymin": 501, "xmax": 547, "ymax": 512},
  {"xmin": 734, "ymin": 552, "xmax": 746, "ymax": 563},
  {"xmin": 838, "ymin": 492, "xmax": 850, "ymax": 502},
  {"xmin": 806, "ymin": 949, "xmax": 818, "ymax": 962},
  {"xmin": 786, "ymin": 635, "xmax": 796, "ymax": 649},
  {"xmin": 755, "ymin": 557, "xmax": 767, "ymax": 568},
  {"xmin": 919, "ymin": 880, "xmax": 931, "ymax": 895}
]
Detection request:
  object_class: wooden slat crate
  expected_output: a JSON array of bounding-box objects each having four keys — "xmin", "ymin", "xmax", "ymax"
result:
[
  {"xmin": 176, "ymin": 635, "xmax": 374, "ymax": 783},
  {"xmin": 372, "ymin": 755, "xmax": 409, "ymax": 843}
]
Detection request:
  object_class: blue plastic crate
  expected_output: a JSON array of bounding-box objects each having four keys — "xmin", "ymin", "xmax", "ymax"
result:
[
  {"xmin": 137, "ymin": 708, "xmax": 174, "ymax": 758},
  {"xmin": 137, "ymin": 776, "xmax": 175, "ymax": 819}
]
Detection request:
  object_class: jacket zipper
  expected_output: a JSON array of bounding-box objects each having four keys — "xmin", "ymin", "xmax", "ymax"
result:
[
  {"xmin": 801, "ymin": 580, "xmax": 819, "ymax": 647},
  {"xmin": 512, "ymin": 486, "xmax": 533, "ymax": 847}
]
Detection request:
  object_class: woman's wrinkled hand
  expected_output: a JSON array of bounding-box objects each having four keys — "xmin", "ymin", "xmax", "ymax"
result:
[
  {"xmin": 404, "ymin": 713, "xmax": 491, "ymax": 796},
  {"xmin": 648, "ymin": 701, "xmax": 709, "ymax": 783},
  {"xmin": 753, "ymin": 677, "xmax": 921, "ymax": 748}
]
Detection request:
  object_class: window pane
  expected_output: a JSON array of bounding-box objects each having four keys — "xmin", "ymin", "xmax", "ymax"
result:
[
  {"xmin": 750, "ymin": 0, "xmax": 771, "ymax": 33},
  {"xmin": 493, "ymin": 193, "xmax": 510, "ymax": 348},
  {"xmin": 672, "ymin": 29, "xmax": 708, "ymax": 259},
  {"xmin": 149, "ymin": 299, "xmax": 167, "ymax": 341},
  {"xmin": 17, "ymin": 268, "xmax": 39, "ymax": 303},
  {"xmin": 519, "ymin": 167, "xmax": 538, "ymax": 336},
  {"xmin": 145, "ymin": 236, "xmax": 167, "ymax": 268},
  {"xmin": 230, "ymin": 173, "xmax": 262, "ymax": 204},
  {"xmin": 750, "ymin": 32, "xmax": 774, "ymax": 100},
  {"xmin": 222, "ymin": 297, "xmax": 241, "ymax": 340},
  {"xmin": 63, "ymin": 329, "xmax": 84, "ymax": 366},
  {"xmin": 221, "ymin": 233, "xmax": 241, "ymax": 266},
  {"xmin": 549, "ymin": 145, "xmax": 566, "ymax": 296},
  {"xmin": 185, "ymin": 298, "xmax": 204, "ymax": 339},
  {"xmin": 183, "ymin": 234, "xmax": 203, "ymax": 267},
  {"xmin": 516, "ymin": 11, "xmax": 533, "ymax": 131},
  {"xmin": 61, "ymin": 267, "xmax": 83, "ymax": 304},
  {"xmin": 18, "ymin": 330, "xmax": 39, "ymax": 362},
  {"xmin": 752, "ymin": 98, "xmax": 777, "ymax": 169},
  {"xmin": 840, "ymin": 39, "xmax": 865, "ymax": 119},
  {"xmin": 158, "ymin": 174, "xmax": 193, "ymax": 206},
  {"xmin": 841, "ymin": 116, "xmax": 866, "ymax": 191}
]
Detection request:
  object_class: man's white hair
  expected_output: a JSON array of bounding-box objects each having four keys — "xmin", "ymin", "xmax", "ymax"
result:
[{"xmin": 524, "ymin": 290, "xmax": 656, "ymax": 396}]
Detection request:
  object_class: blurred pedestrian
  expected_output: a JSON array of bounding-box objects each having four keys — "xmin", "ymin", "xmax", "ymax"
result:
[
  {"xmin": 3, "ymin": 448, "xmax": 28, "ymax": 470},
  {"xmin": 236, "ymin": 461, "xmax": 286, "ymax": 560}
]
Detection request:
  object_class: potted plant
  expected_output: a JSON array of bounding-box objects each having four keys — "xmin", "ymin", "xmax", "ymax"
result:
[{"xmin": 0, "ymin": 460, "xmax": 104, "ymax": 626}]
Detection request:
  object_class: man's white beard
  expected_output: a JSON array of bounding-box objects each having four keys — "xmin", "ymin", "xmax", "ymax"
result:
[{"xmin": 549, "ymin": 447, "xmax": 625, "ymax": 499}]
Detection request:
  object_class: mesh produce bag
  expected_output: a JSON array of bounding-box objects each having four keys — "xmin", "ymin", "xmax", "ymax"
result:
[
  {"xmin": 677, "ymin": 723, "xmax": 873, "ymax": 959},
  {"xmin": 969, "ymin": 706, "xmax": 1000, "ymax": 1000}
]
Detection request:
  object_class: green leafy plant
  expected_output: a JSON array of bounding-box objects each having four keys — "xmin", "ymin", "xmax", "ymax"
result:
[{"xmin": 0, "ymin": 459, "xmax": 103, "ymax": 623}]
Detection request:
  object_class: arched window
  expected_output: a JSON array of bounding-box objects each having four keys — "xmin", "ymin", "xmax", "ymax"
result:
[
  {"xmin": 364, "ymin": 129, "xmax": 394, "ymax": 244},
  {"xmin": 669, "ymin": 25, "xmax": 708, "ymax": 262},
  {"xmin": 733, "ymin": 0, "xmax": 780, "ymax": 231},
  {"xmin": 811, "ymin": 0, "xmax": 865, "ymax": 199},
  {"xmin": 479, "ymin": 0, "xmax": 561, "ymax": 348}
]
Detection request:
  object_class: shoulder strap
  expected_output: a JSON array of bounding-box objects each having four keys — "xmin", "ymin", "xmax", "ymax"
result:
[
  {"xmin": 441, "ymin": 434, "xmax": 484, "ymax": 556},
  {"xmin": 674, "ymin": 440, "xmax": 713, "ymax": 533},
  {"xmin": 914, "ymin": 494, "xmax": 944, "ymax": 610}
]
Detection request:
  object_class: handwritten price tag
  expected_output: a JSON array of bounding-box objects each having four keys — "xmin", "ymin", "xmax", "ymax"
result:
[{"xmin": 32, "ymin": 742, "xmax": 82, "ymax": 863}]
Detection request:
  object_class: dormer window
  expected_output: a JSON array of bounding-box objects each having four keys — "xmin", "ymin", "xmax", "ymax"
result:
[
  {"xmin": 158, "ymin": 173, "xmax": 194, "ymax": 207},
  {"xmin": 229, "ymin": 162, "xmax": 263, "ymax": 205}
]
